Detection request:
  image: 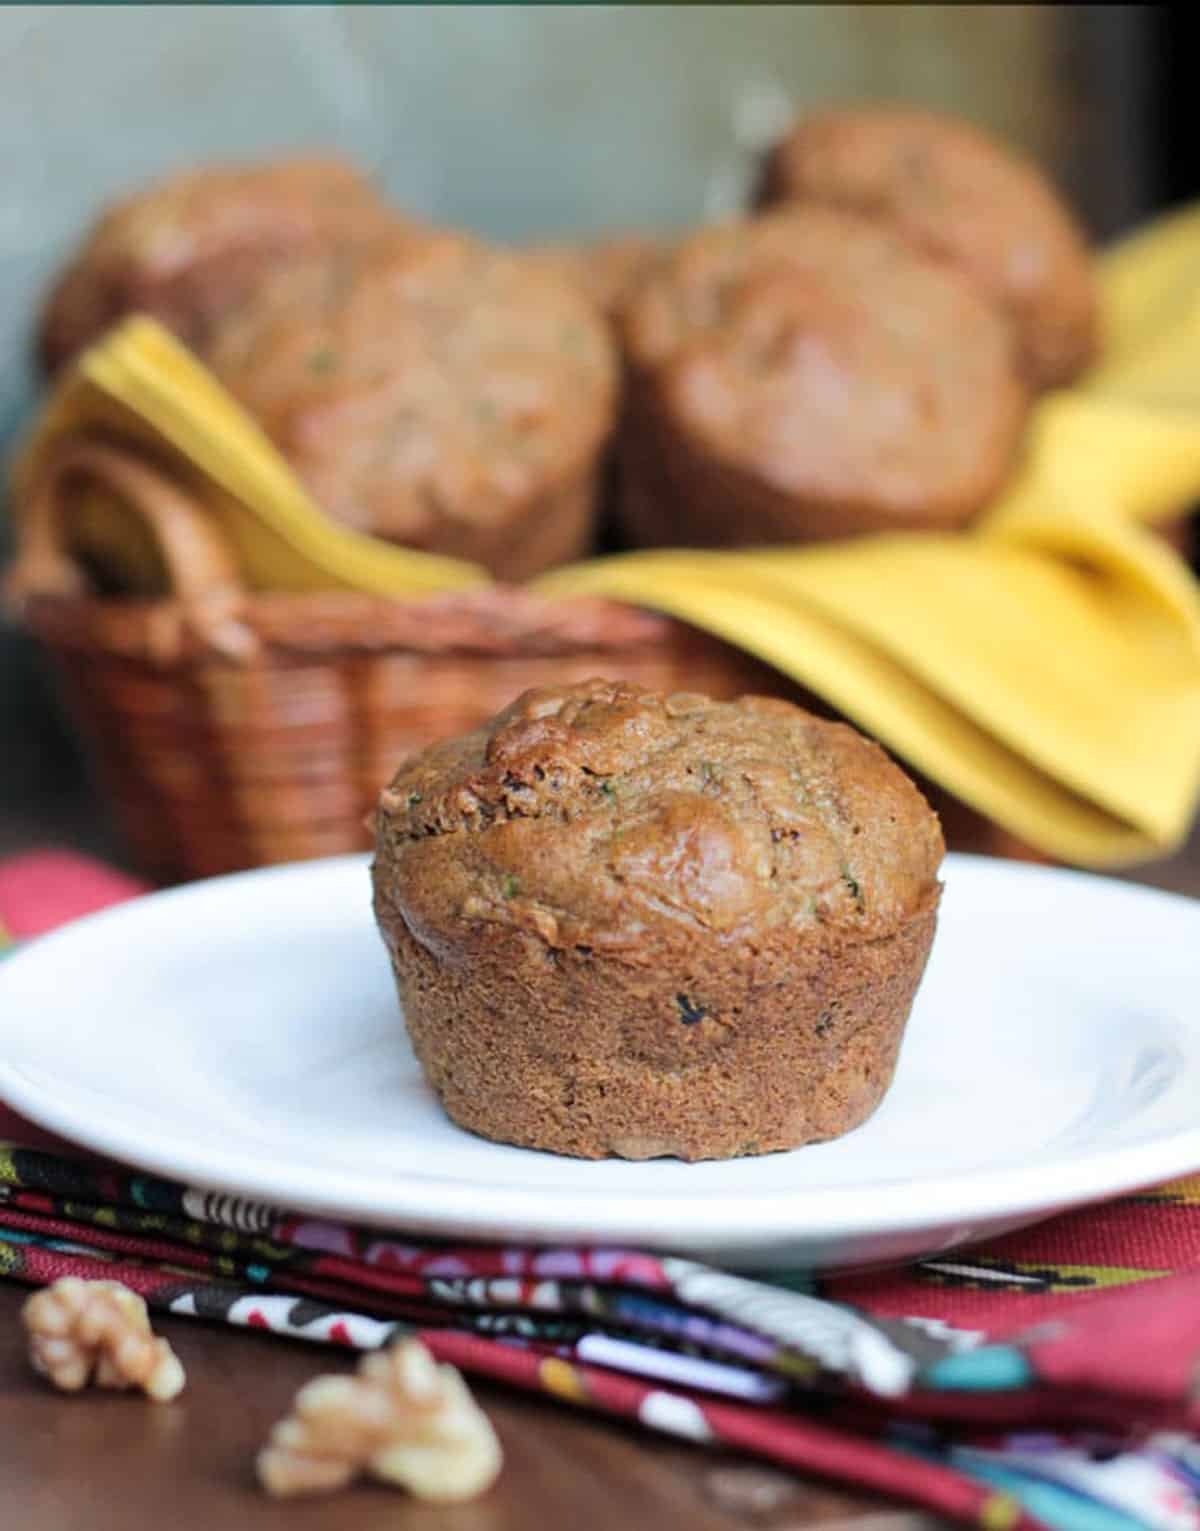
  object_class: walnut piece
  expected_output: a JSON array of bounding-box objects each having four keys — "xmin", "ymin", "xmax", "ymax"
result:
[
  {"xmin": 22, "ymin": 1278, "xmax": 185, "ymax": 1401},
  {"xmin": 258, "ymin": 1338, "xmax": 502, "ymax": 1502}
]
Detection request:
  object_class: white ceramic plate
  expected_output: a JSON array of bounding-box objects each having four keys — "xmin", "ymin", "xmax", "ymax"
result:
[{"xmin": 0, "ymin": 852, "xmax": 1197, "ymax": 1271}]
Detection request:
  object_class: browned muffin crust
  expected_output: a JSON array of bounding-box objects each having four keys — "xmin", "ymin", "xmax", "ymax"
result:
[
  {"xmin": 758, "ymin": 106, "xmax": 1096, "ymax": 389},
  {"xmin": 37, "ymin": 155, "xmax": 404, "ymax": 372},
  {"xmin": 202, "ymin": 232, "xmax": 619, "ymax": 577},
  {"xmin": 619, "ymin": 205, "xmax": 1028, "ymax": 547},
  {"xmin": 372, "ymin": 679, "xmax": 944, "ymax": 1160}
]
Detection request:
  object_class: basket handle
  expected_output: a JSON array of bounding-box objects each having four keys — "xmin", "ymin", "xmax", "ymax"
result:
[{"xmin": 5, "ymin": 439, "xmax": 258, "ymax": 660}]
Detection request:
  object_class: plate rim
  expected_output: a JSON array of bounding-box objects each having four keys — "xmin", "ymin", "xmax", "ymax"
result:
[{"xmin": 1, "ymin": 851, "xmax": 1198, "ymax": 1253}]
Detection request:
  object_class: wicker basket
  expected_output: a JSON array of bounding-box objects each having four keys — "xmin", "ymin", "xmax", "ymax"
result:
[
  {"xmin": 10, "ymin": 440, "xmax": 796, "ymax": 883},
  {"xmin": 10, "ymin": 438, "xmax": 1051, "ymax": 883}
]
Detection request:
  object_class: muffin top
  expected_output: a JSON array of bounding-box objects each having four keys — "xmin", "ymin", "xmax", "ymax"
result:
[
  {"xmin": 38, "ymin": 154, "xmax": 400, "ymax": 371},
  {"xmin": 202, "ymin": 231, "xmax": 618, "ymax": 547},
  {"xmin": 374, "ymin": 679, "xmax": 944, "ymax": 953},
  {"xmin": 759, "ymin": 106, "xmax": 1096, "ymax": 389},
  {"xmin": 623, "ymin": 205, "xmax": 1027, "ymax": 531}
]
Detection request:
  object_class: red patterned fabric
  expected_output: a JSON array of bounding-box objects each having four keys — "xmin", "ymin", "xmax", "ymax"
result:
[
  {"xmin": 0, "ymin": 850, "xmax": 146, "ymax": 938},
  {"xmin": 2, "ymin": 852, "xmax": 1199, "ymax": 1531}
]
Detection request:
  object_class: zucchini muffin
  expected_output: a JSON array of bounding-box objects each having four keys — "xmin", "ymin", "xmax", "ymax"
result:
[
  {"xmin": 37, "ymin": 154, "xmax": 403, "ymax": 372},
  {"xmin": 372, "ymin": 679, "xmax": 943, "ymax": 1161},
  {"xmin": 619, "ymin": 205, "xmax": 1028, "ymax": 549},
  {"xmin": 758, "ymin": 106, "xmax": 1096, "ymax": 390},
  {"xmin": 202, "ymin": 232, "xmax": 619, "ymax": 578}
]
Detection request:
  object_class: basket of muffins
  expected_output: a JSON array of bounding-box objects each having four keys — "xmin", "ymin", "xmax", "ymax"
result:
[{"xmin": 5, "ymin": 105, "xmax": 1132, "ymax": 885}]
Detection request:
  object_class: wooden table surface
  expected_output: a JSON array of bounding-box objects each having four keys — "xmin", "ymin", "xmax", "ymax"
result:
[{"xmin": 2, "ymin": 723, "xmax": 1198, "ymax": 1531}]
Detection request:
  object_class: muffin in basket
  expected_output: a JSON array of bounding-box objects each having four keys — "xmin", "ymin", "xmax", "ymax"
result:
[
  {"xmin": 201, "ymin": 231, "xmax": 618, "ymax": 580},
  {"xmin": 758, "ymin": 105, "xmax": 1097, "ymax": 390},
  {"xmin": 618, "ymin": 205, "xmax": 1028, "ymax": 549},
  {"xmin": 37, "ymin": 154, "xmax": 404, "ymax": 373},
  {"xmin": 372, "ymin": 678, "xmax": 943, "ymax": 1161}
]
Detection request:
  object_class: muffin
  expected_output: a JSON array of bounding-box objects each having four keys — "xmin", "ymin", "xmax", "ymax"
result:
[
  {"xmin": 758, "ymin": 106, "xmax": 1096, "ymax": 390},
  {"xmin": 523, "ymin": 233, "xmax": 667, "ymax": 319},
  {"xmin": 372, "ymin": 679, "xmax": 944, "ymax": 1161},
  {"xmin": 619, "ymin": 205, "xmax": 1029, "ymax": 549},
  {"xmin": 201, "ymin": 232, "xmax": 619, "ymax": 579},
  {"xmin": 38, "ymin": 154, "xmax": 404, "ymax": 372}
]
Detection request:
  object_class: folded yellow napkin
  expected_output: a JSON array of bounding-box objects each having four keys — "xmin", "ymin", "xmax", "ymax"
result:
[{"xmin": 11, "ymin": 206, "xmax": 1200, "ymax": 868}]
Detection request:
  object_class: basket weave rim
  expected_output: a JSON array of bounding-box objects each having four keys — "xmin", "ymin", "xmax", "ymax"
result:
[{"xmin": 22, "ymin": 584, "xmax": 686, "ymax": 661}]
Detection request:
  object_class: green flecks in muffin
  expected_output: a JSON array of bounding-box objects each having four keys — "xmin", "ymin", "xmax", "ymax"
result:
[
  {"xmin": 502, "ymin": 874, "xmax": 521, "ymax": 899},
  {"xmin": 407, "ymin": 792, "xmax": 423, "ymax": 808},
  {"xmin": 842, "ymin": 869, "xmax": 865, "ymax": 910},
  {"xmin": 699, "ymin": 761, "xmax": 719, "ymax": 788},
  {"xmin": 307, "ymin": 347, "xmax": 338, "ymax": 374},
  {"xmin": 599, "ymin": 779, "xmax": 618, "ymax": 803},
  {"xmin": 676, "ymin": 992, "xmax": 708, "ymax": 1026}
]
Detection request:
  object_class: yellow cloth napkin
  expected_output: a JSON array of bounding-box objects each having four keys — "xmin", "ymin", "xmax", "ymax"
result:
[{"xmin": 12, "ymin": 206, "xmax": 1200, "ymax": 868}]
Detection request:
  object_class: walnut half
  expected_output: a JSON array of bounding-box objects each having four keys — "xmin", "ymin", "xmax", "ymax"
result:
[
  {"xmin": 258, "ymin": 1338, "xmax": 502, "ymax": 1502},
  {"xmin": 22, "ymin": 1278, "xmax": 186, "ymax": 1401}
]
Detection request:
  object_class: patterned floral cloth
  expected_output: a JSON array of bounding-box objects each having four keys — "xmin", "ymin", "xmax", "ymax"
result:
[{"xmin": 1, "ymin": 853, "xmax": 1198, "ymax": 1531}]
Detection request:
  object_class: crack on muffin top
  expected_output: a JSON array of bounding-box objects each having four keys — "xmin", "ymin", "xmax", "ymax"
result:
[{"xmin": 375, "ymin": 679, "xmax": 943, "ymax": 949}]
